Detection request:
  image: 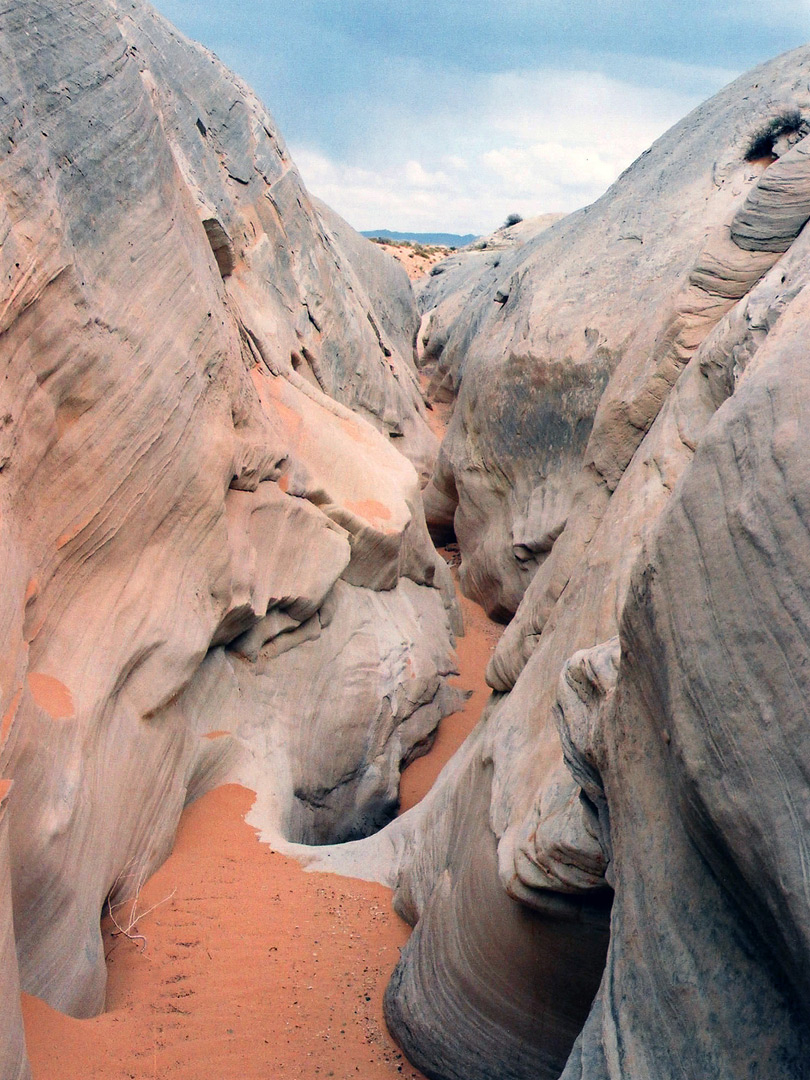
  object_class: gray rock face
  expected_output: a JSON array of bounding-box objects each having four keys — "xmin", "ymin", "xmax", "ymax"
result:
[
  {"xmin": 383, "ymin": 749, "xmax": 612, "ymax": 1080},
  {"xmin": 415, "ymin": 60, "xmax": 810, "ymax": 621},
  {"xmin": 183, "ymin": 576, "xmax": 460, "ymax": 847},
  {"xmin": 296, "ymin": 45, "xmax": 810, "ymax": 1080},
  {"xmin": 0, "ymin": 0, "xmax": 458, "ymax": 1057},
  {"xmin": 560, "ymin": 275, "xmax": 810, "ymax": 1076},
  {"xmin": 416, "ymin": 214, "xmax": 565, "ymax": 398},
  {"xmin": 314, "ymin": 199, "xmax": 422, "ymax": 395}
]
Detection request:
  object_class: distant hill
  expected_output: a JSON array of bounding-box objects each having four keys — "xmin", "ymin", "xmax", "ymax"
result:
[{"xmin": 361, "ymin": 229, "xmax": 478, "ymax": 248}]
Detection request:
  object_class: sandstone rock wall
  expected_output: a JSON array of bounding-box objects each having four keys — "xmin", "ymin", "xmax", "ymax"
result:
[
  {"xmin": 416, "ymin": 64, "xmax": 810, "ymax": 622},
  {"xmin": 314, "ymin": 197, "xmax": 422, "ymax": 395},
  {"xmin": 0, "ymin": 0, "xmax": 457, "ymax": 1051},
  {"xmin": 558, "ymin": 174, "xmax": 810, "ymax": 1080},
  {"xmin": 395, "ymin": 52, "xmax": 810, "ymax": 1078},
  {"xmin": 416, "ymin": 213, "xmax": 564, "ymax": 397},
  {"xmin": 6, "ymin": 3, "xmax": 810, "ymax": 1077},
  {"xmin": 299, "ymin": 46, "xmax": 810, "ymax": 1080}
]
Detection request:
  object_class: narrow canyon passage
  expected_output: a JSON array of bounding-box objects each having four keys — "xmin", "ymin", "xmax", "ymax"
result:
[
  {"xmin": 20, "ymin": 556, "xmax": 500, "ymax": 1080},
  {"xmin": 7, "ymin": 4, "xmax": 810, "ymax": 1077},
  {"xmin": 398, "ymin": 386, "xmax": 504, "ymax": 816}
]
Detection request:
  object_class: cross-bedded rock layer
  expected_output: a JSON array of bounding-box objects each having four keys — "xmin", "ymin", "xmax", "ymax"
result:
[
  {"xmin": 0, "ymin": 0, "xmax": 460, "ymax": 1064},
  {"xmin": 6, "ymin": 5, "xmax": 810, "ymax": 1078},
  {"xmin": 301, "ymin": 45, "xmax": 810, "ymax": 1080}
]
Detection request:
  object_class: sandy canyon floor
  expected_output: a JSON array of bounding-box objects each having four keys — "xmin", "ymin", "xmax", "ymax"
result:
[
  {"xmin": 368, "ymin": 240, "xmax": 456, "ymax": 280},
  {"xmin": 20, "ymin": 384, "xmax": 501, "ymax": 1080}
]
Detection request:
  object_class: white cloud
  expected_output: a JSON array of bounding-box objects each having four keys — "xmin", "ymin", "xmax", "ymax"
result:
[
  {"xmin": 292, "ymin": 63, "xmax": 735, "ymax": 234},
  {"xmin": 402, "ymin": 159, "xmax": 451, "ymax": 189},
  {"xmin": 155, "ymin": 0, "xmax": 804, "ymax": 234}
]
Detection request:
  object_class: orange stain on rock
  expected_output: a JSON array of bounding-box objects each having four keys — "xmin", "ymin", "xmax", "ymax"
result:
[
  {"xmin": 0, "ymin": 779, "xmax": 11, "ymax": 802},
  {"xmin": 1, "ymin": 689, "xmax": 22, "ymax": 745},
  {"xmin": 25, "ymin": 578, "xmax": 39, "ymax": 604},
  {"xmin": 27, "ymin": 673, "xmax": 74, "ymax": 720},
  {"xmin": 254, "ymin": 371, "xmax": 305, "ymax": 447},
  {"xmin": 346, "ymin": 498, "xmax": 392, "ymax": 524},
  {"xmin": 56, "ymin": 514, "xmax": 95, "ymax": 550},
  {"xmin": 203, "ymin": 730, "xmax": 231, "ymax": 740},
  {"xmin": 277, "ymin": 473, "xmax": 289, "ymax": 493}
]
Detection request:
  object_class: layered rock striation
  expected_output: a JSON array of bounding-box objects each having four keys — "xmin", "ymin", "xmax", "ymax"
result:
[
  {"xmin": 559, "ymin": 144, "xmax": 810, "ymax": 1080},
  {"xmin": 301, "ymin": 46, "xmax": 810, "ymax": 1080},
  {"xmin": 6, "ymin": 3, "xmax": 810, "ymax": 1078},
  {"xmin": 415, "ymin": 78, "xmax": 809, "ymax": 623},
  {"xmin": 0, "ymin": 0, "xmax": 459, "ymax": 1063}
]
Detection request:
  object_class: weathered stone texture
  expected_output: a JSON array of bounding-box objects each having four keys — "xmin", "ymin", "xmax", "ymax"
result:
[
  {"xmin": 0, "ymin": 0, "xmax": 457, "ymax": 1048},
  {"xmin": 300, "ymin": 46, "xmax": 810, "ymax": 1080}
]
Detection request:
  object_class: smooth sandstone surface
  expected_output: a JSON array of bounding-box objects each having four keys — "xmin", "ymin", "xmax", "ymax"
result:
[
  {"xmin": 0, "ymin": 3, "xmax": 459, "ymax": 1069},
  {"xmin": 560, "ymin": 271, "xmax": 810, "ymax": 1075},
  {"xmin": 415, "ymin": 64, "xmax": 810, "ymax": 622},
  {"xmin": 20, "ymin": 534, "xmax": 497, "ymax": 1080},
  {"xmin": 299, "ymin": 47, "xmax": 810, "ymax": 1080},
  {"xmin": 6, "ymin": 3, "xmax": 810, "ymax": 1079}
]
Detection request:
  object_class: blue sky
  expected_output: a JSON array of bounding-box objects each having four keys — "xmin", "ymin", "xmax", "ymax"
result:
[{"xmin": 153, "ymin": 1, "xmax": 810, "ymax": 234}]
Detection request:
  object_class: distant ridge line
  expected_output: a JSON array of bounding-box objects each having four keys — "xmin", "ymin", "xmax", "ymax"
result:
[{"xmin": 361, "ymin": 229, "xmax": 478, "ymax": 247}]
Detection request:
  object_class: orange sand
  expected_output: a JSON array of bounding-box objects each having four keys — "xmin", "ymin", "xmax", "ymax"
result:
[
  {"xmin": 21, "ymin": 581, "xmax": 498, "ymax": 1080},
  {"xmin": 371, "ymin": 242, "xmax": 453, "ymax": 281},
  {"xmin": 399, "ymin": 564, "xmax": 502, "ymax": 813},
  {"xmin": 21, "ymin": 380, "xmax": 499, "ymax": 1080},
  {"xmin": 22, "ymin": 785, "xmax": 423, "ymax": 1080},
  {"xmin": 400, "ymin": 376, "xmax": 502, "ymax": 812},
  {"xmin": 418, "ymin": 373, "xmax": 454, "ymax": 445}
]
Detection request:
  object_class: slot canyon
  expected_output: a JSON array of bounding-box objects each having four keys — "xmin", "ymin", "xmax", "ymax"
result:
[{"xmin": 3, "ymin": 3, "xmax": 810, "ymax": 1079}]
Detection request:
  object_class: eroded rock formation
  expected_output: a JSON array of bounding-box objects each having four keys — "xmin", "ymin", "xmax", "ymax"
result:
[
  {"xmin": 397, "ymin": 52, "xmax": 810, "ymax": 1080},
  {"xmin": 414, "ymin": 76, "xmax": 809, "ymax": 624},
  {"xmin": 300, "ymin": 45, "xmax": 810, "ymax": 1080},
  {"xmin": 6, "ymin": 2, "xmax": 810, "ymax": 1077},
  {"xmin": 558, "ymin": 155, "xmax": 810, "ymax": 1080},
  {"xmin": 0, "ymin": 0, "xmax": 459, "ymax": 1063}
]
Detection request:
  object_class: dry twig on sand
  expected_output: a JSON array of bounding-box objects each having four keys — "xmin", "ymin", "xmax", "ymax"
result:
[{"xmin": 106, "ymin": 865, "xmax": 176, "ymax": 954}]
